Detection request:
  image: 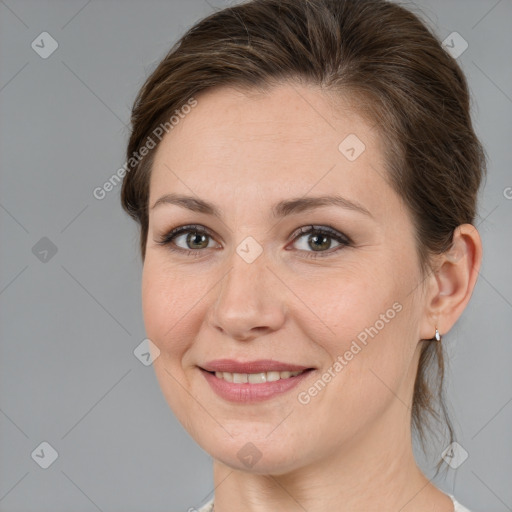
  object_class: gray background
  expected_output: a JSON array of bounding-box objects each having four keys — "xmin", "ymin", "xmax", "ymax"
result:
[{"xmin": 0, "ymin": 0, "xmax": 511, "ymax": 511}]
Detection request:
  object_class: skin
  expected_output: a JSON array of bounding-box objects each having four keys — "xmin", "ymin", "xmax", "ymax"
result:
[{"xmin": 142, "ymin": 82, "xmax": 482, "ymax": 511}]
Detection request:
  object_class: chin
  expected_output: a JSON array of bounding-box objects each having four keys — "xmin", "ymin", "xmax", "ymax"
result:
[{"xmin": 195, "ymin": 429, "xmax": 309, "ymax": 475}]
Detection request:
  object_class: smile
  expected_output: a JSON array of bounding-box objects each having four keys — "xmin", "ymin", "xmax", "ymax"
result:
[
  {"xmin": 213, "ymin": 369, "xmax": 306, "ymax": 383},
  {"xmin": 200, "ymin": 367, "xmax": 314, "ymax": 403}
]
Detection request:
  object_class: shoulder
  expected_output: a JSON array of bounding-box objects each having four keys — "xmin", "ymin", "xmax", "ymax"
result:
[
  {"xmin": 172, "ymin": 498, "xmax": 214, "ymax": 512},
  {"xmin": 195, "ymin": 498, "xmax": 214, "ymax": 512},
  {"xmin": 449, "ymin": 493, "xmax": 473, "ymax": 512},
  {"xmin": 184, "ymin": 496, "xmax": 475, "ymax": 512}
]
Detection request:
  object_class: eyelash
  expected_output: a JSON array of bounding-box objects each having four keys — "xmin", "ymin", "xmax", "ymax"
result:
[{"xmin": 155, "ymin": 224, "xmax": 352, "ymax": 259}]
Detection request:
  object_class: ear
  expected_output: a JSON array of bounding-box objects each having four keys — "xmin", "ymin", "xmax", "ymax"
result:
[{"xmin": 419, "ymin": 223, "xmax": 483, "ymax": 340}]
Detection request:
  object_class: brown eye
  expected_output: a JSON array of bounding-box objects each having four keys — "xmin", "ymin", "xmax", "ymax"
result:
[
  {"xmin": 291, "ymin": 226, "xmax": 351, "ymax": 258},
  {"xmin": 157, "ymin": 224, "xmax": 219, "ymax": 254},
  {"xmin": 156, "ymin": 224, "xmax": 351, "ymax": 260},
  {"xmin": 182, "ymin": 231, "xmax": 210, "ymax": 250}
]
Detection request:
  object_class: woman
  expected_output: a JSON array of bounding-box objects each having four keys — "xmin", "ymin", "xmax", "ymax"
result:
[{"xmin": 121, "ymin": 0, "xmax": 486, "ymax": 510}]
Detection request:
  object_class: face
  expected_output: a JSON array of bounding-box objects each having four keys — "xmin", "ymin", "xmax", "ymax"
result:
[{"xmin": 142, "ymin": 82, "xmax": 427, "ymax": 474}]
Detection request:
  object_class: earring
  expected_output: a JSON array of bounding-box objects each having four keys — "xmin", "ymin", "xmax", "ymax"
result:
[{"xmin": 434, "ymin": 326, "xmax": 442, "ymax": 342}]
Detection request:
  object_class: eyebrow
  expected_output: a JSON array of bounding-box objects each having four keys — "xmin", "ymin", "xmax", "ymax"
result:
[{"xmin": 151, "ymin": 193, "xmax": 373, "ymax": 219}]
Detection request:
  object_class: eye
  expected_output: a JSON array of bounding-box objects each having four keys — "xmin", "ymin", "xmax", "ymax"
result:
[
  {"xmin": 156, "ymin": 224, "xmax": 351, "ymax": 259},
  {"xmin": 289, "ymin": 225, "xmax": 351, "ymax": 259},
  {"xmin": 155, "ymin": 224, "xmax": 219, "ymax": 257}
]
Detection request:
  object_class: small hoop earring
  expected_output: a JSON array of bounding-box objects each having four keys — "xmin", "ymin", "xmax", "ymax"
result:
[{"xmin": 434, "ymin": 326, "xmax": 442, "ymax": 342}]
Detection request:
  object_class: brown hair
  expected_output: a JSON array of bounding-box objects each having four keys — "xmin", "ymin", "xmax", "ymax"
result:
[{"xmin": 121, "ymin": 0, "xmax": 486, "ymax": 475}]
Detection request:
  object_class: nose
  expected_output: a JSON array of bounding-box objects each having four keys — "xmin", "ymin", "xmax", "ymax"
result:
[{"xmin": 208, "ymin": 249, "xmax": 286, "ymax": 342}]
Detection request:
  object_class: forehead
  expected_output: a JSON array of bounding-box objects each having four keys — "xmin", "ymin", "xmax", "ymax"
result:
[{"xmin": 149, "ymin": 82, "xmax": 393, "ymax": 216}]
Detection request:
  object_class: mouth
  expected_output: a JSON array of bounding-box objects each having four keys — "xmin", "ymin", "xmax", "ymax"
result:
[
  {"xmin": 198, "ymin": 361, "xmax": 316, "ymax": 403},
  {"xmin": 200, "ymin": 358, "xmax": 313, "ymax": 374},
  {"xmin": 203, "ymin": 368, "xmax": 311, "ymax": 384}
]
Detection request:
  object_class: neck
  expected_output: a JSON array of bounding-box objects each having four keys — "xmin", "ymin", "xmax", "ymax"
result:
[{"xmin": 210, "ymin": 404, "xmax": 449, "ymax": 512}]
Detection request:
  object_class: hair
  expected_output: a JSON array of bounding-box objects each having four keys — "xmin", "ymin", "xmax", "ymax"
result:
[{"xmin": 121, "ymin": 0, "xmax": 486, "ymax": 477}]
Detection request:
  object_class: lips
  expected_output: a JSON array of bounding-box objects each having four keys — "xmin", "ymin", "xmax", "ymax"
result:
[{"xmin": 198, "ymin": 359, "xmax": 315, "ymax": 403}]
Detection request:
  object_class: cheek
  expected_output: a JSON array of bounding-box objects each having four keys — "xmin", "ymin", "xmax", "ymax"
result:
[
  {"xmin": 141, "ymin": 257, "xmax": 207, "ymax": 356},
  {"xmin": 141, "ymin": 258, "xmax": 207, "ymax": 425},
  {"xmin": 295, "ymin": 258, "xmax": 417, "ymax": 396},
  {"xmin": 294, "ymin": 259, "xmax": 399, "ymax": 345}
]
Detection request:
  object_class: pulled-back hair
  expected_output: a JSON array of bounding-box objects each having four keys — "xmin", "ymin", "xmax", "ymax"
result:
[{"xmin": 121, "ymin": 0, "xmax": 486, "ymax": 476}]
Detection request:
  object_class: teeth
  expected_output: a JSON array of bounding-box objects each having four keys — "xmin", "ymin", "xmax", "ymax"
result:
[{"xmin": 214, "ymin": 370, "xmax": 304, "ymax": 383}]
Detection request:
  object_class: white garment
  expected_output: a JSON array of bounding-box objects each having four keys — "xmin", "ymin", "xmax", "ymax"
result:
[
  {"xmin": 195, "ymin": 494, "xmax": 472, "ymax": 511},
  {"xmin": 196, "ymin": 499, "xmax": 213, "ymax": 512},
  {"xmin": 449, "ymin": 493, "xmax": 473, "ymax": 512}
]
